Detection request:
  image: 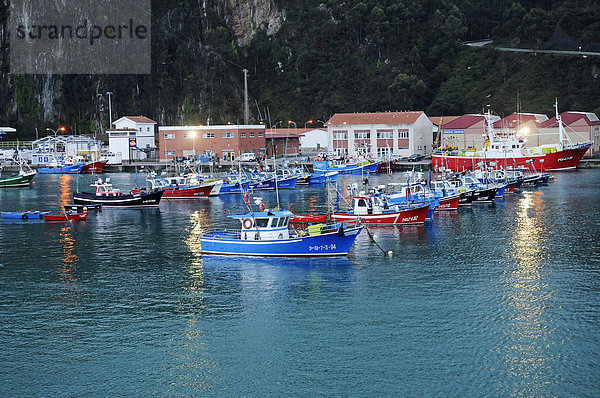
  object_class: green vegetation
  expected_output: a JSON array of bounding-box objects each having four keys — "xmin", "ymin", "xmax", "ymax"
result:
[{"xmin": 1, "ymin": 0, "xmax": 600, "ymax": 138}]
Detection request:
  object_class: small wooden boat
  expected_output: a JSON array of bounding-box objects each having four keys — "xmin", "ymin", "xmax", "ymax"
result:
[
  {"xmin": 63, "ymin": 203, "xmax": 102, "ymax": 211},
  {"xmin": 44, "ymin": 211, "xmax": 89, "ymax": 222},
  {"xmin": 1, "ymin": 210, "xmax": 50, "ymax": 219}
]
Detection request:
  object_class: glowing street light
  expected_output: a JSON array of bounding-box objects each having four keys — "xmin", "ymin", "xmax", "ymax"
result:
[
  {"xmin": 189, "ymin": 130, "xmax": 197, "ymax": 160},
  {"xmin": 46, "ymin": 126, "xmax": 66, "ymax": 137},
  {"xmin": 305, "ymin": 120, "xmax": 313, "ymax": 128}
]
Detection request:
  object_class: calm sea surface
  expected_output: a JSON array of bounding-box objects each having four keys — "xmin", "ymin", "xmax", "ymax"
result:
[{"xmin": 1, "ymin": 169, "xmax": 599, "ymax": 396}]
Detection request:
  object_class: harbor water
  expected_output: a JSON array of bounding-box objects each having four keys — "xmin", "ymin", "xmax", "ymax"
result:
[{"xmin": 1, "ymin": 169, "xmax": 599, "ymax": 396}]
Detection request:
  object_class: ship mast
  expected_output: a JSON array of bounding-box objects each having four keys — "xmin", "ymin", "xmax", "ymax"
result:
[{"xmin": 555, "ymin": 98, "xmax": 565, "ymax": 150}]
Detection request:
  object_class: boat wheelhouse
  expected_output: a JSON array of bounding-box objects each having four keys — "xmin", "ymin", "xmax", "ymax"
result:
[{"xmin": 200, "ymin": 209, "xmax": 363, "ymax": 257}]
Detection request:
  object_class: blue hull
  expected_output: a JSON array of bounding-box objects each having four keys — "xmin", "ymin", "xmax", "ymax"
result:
[
  {"xmin": 249, "ymin": 176, "xmax": 297, "ymax": 190},
  {"xmin": 1, "ymin": 211, "xmax": 49, "ymax": 219},
  {"xmin": 308, "ymin": 172, "xmax": 338, "ymax": 185},
  {"xmin": 219, "ymin": 180, "xmax": 250, "ymax": 194},
  {"xmin": 200, "ymin": 226, "xmax": 363, "ymax": 257},
  {"xmin": 38, "ymin": 163, "xmax": 84, "ymax": 174}
]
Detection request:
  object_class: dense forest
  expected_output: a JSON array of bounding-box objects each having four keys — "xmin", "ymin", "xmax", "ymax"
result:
[{"xmin": 1, "ymin": 0, "xmax": 600, "ymax": 139}]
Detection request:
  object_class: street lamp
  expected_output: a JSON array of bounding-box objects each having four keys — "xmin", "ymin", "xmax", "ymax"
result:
[
  {"xmin": 46, "ymin": 126, "xmax": 66, "ymax": 137},
  {"xmin": 106, "ymin": 91, "xmax": 113, "ymax": 127},
  {"xmin": 305, "ymin": 120, "xmax": 313, "ymax": 128}
]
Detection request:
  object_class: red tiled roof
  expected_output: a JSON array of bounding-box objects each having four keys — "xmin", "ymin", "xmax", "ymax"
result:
[
  {"xmin": 429, "ymin": 116, "xmax": 460, "ymax": 127},
  {"xmin": 326, "ymin": 111, "xmax": 423, "ymax": 126},
  {"xmin": 539, "ymin": 112, "xmax": 600, "ymax": 127},
  {"xmin": 441, "ymin": 115, "xmax": 485, "ymax": 129},
  {"xmin": 123, "ymin": 116, "xmax": 156, "ymax": 124},
  {"xmin": 493, "ymin": 113, "xmax": 542, "ymax": 129}
]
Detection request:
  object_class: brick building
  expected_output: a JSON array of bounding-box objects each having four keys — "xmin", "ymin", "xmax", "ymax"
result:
[{"xmin": 158, "ymin": 124, "xmax": 266, "ymax": 161}]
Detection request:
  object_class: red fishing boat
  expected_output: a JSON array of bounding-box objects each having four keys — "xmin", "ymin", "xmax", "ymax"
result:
[
  {"xmin": 80, "ymin": 160, "xmax": 108, "ymax": 173},
  {"xmin": 331, "ymin": 196, "xmax": 430, "ymax": 225},
  {"xmin": 130, "ymin": 176, "xmax": 222, "ymax": 198},
  {"xmin": 432, "ymin": 101, "xmax": 593, "ymax": 172},
  {"xmin": 44, "ymin": 211, "xmax": 89, "ymax": 221}
]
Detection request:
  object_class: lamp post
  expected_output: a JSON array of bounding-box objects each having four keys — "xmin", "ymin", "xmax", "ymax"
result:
[
  {"xmin": 46, "ymin": 126, "xmax": 65, "ymax": 154},
  {"xmin": 304, "ymin": 120, "xmax": 313, "ymax": 128},
  {"xmin": 271, "ymin": 121, "xmax": 282, "ymax": 158},
  {"xmin": 106, "ymin": 91, "xmax": 113, "ymax": 127}
]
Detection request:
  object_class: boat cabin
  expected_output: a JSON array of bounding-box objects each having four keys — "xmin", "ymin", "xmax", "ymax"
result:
[
  {"xmin": 232, "ymin": 209, "xmax": 292, "ymax": 240},
  {"xmin": 348, "ymin": 196, "xmax": 395, "ymax": 215},
  {"xmin": 91, "ymin": 178, "xmax": 122, "ymax": 196}
]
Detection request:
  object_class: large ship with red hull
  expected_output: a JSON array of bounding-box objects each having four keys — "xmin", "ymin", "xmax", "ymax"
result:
[
  {"xmin": 432, "ymin": 142, "xmax": 591, "ymax": 172},
  {"xmin": 433, "ymin": 101, "xmax": 593, "ymax": 172}
]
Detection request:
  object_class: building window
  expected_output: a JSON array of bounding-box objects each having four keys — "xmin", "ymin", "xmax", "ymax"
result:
[
  {"xmin": 377, "ymin": 131, "xmax": 393, "ymax": 139},
  {"xmin": 164, "ymin": 150, "xmax": 176, "ymax": 156},
  {"xmin": 163, "ymin": 133, "xmax": 174, "ymax": 139},
  {"xmin": 398, "ymin": 130, "xmax": 409, "ymax": 139},
  {"xmin": 183, "ymin": 133, "xmax": 189, "ymax": 139},
  {"xmin": 203, "ymin": 132, "xmax": 214, "ymax": 138},
  {"xmin": 258, "ymin": 132, "xmax": 263, "ymax": 137},
  {"xmin": 147, "ymin": 127, "xmax": 150, "ymax": 131},
  {"xmin": 250, "ymin": 132, "xmax": 255, "ymax": 138},
  {"xmin": 241, "ymin": 132, "xmax": 246, "ymax": 138},
  {"xmin": 222, "ymin": 132, "xmax": 234, "ymax": 138},
  {"xmin": 333, "ymin": 131, "xmax": 348, "ymax": 140},
  {"xmin": 354, "ymin": 130, "xmax": 370, "ymax": 139}
]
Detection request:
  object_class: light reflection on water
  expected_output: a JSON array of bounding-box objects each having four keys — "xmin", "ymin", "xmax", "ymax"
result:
[{"xmin": 501, "ymin": 190, "xmax": 554, "ymax": 395}]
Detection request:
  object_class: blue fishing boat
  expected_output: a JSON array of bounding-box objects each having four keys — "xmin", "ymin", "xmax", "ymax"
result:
[
  {"xmin": 199, "ymin": 209, "xmax": 363, "ymax": 257},
  {"xmin": 308, "ymin": 170, "xmax": 339, "ymax": 185},
  {"xmin": 219, "ymin": 177, "xmax": 251, "ymax": 194},
  {"xmin": 1, "ymin": 210, "xmax": 50, "ymax": 219},
  {"xmin": 248, "ymin": 174, "xmax": 297, "ymax": 190},
  {"xmin": 37, "ymin": 162, "xmax": 84, "ymax": 174}
]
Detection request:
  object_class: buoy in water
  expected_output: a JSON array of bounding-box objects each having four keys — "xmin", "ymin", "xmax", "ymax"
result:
[
  {"xmin": 32, "ymin": 182, "xmax": 36, "ymax": 185},
  {"xmin": 387, "ymin": 250, "xmax": 393, "ymax": 257}
]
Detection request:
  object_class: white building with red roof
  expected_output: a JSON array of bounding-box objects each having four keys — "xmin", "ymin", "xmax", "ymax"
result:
[
  {"xmin": 538, "ymin": 111, "xmax": 600, "ymax": 156},
  {"xmin": 325, "ymin": 111, "xmax": 433, "ymax": 159},
  {"xmin": 107, "ymin": 116, "xmax": 157, "ymax": 161}
]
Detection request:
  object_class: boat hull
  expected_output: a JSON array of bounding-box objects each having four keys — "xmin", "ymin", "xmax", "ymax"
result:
[
  {"xmin": 199, "ymin": 226, "xmax": 363, "ymax": 257},
  {"xmin": 249, "ymin": 176, "xmax": 297, "ymax": 190},
  {"xmin": 80, "ymin": 160, "xmax": 107, "ymax": 173},
  {"xmin": 1, "ymin": 211, "xmax": 49, "ymax": 219},
  {"xmin": 131, "ymin": 185, "xmax": 213, "ymax": 199},
  {"xmin": 331, "ymin": 203, "xmax": 430, "ymax": 224},
  {"xmin": 432, "ymin": 143, "xmax": 592, "ymax": 172},
  {"xmin": 37, "ymin": 163, "xmax": 84, "ymax": 174},
  {"xmin": 44, "ymin": 212, "xmax": 89, "ymax": 221},
  {"xmin": 72, "ymin": 189, "xmax": 164, "ymax": 207},
  {"xmin": 436, "ymin": 194, "xmax": 460, "ymax": 211},
  {"xmin": 0, "ymin": 171, "xmax": 36, "ymax": 187}
]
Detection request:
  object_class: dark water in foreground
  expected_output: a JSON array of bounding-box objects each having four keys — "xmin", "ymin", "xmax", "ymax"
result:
[{"xmin": 1, "ymin": 170, "xmax": 599, "ymax": 396}]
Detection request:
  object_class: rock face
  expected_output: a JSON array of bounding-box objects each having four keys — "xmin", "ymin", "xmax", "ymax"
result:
[{"xmin": 220, "ymin": 0, "xmax": 283, "ymax": 46}]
